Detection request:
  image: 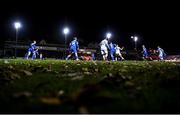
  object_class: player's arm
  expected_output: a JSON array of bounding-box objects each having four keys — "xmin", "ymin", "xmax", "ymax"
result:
[
  {"xmin": 36, "ymin": 51, "xmax": 39, "ymax": 55},
  {"xmin": 69, "ymin": 42, "xmax": 71, "ymax": 48},
  {"xmin": 120, "ymin": 46, "xmax": 124, "ymax": 50},
  {"xmin": 31, "ymin": 43, "xmax": 35, "ymax": 46},
  {"xmin": 106, "ymin": 42, "xmax": 110, "ymax": 50},
  {"xmin": 76, "ymin": 41, "xmax": 79, "ymax": 50}
]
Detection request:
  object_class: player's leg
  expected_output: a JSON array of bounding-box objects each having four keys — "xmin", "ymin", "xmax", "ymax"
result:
[
  {"xmin": 110, "ymin": 51, "xmax": 115, "ymax": 61},
  {"xmin": 144, "ymin": 52, "xmax": 148, "ymax": 59},
  {"xmin": 143, "ymin": 54, "xmax": 146, "ymax": 59},
  {"xmin": 66, "ymin": 49, "xmax": 72, "ymax": 60},
  {"xmin": 66, "ymin": 53, "xmax": 72, "ymax": 60},
  {"xmin": 73, "ymin": 49, "xmax": 79, "ymax": 60},
  {"xmin": 159, "ymin": 52, "xmax": 164, "ymax": 60},
  {"xmin": 119, "ymin": 53, "xmax": 124, "ymax": 60},
  {"xmin": 115, "ymin": 53, "xmax": 118, "ymax": 61},
  {"xmin": 26, "ymin": 51, "xmax": 31, "ymax": 59},
  {"xmin": 75, "ymin": 53, "xmax": 79, "ymax": 60},
  {"xmin": 160, "ymin": 55, "xmax": 164, "ymax": 60},
  {"xmin": 104, "ymin": 50, "xmax": 108, "ymax": 60},
  {"xmin": 101, "ymin": 50, "xmax": 105, "ymax": 60},
  {"xmin": 32, "ymin": 52, "xmax": 36, "ymax": 60}
]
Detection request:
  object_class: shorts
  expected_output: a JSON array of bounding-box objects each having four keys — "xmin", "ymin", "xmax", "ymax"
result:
[
  {"xmin": 115, "ymin": 52, "xmax": 122, "ymax": 57},
  {"xmin": 101, "ymin": 46, "xmax": 108, "ymax": 55},
  {"xmin": 69, "ymin": 48, "xmax": 77, "ymax": 53},
  {"xmin": 110, "ymin": 50, "xmax": 115, "ymax": 55},
  {"xmin": 101, "ymin": 49, "xmax": 108, "ymax": 55}
]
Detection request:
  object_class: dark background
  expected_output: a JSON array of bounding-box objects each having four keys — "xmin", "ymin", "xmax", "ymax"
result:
[{"xmin": 0, "ymin": 0, "xmax": 179, "ymax": 53}]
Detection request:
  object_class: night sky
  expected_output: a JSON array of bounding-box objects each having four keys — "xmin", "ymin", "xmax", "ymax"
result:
[{"xmin": 0, "ymin": 1, "xmax": 179, "ymax": 53}]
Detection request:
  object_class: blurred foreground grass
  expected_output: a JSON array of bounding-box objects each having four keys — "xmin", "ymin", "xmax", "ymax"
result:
[{"xmin": 0, "ymin": 59, "xmax": 180, "ymax": 113}]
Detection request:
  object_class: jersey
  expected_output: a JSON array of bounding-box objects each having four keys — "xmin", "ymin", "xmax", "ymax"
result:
[
  {"xmin": 31, "ymin": 43, "xmax": 36, "ymax": 49},
  {"xmin": 157, "ymin": 47, "xmax": 166, "ymax": 59},
  {"xmin": 109, "ymin": 43, "xmax": 115, "ymax": 52},
  {"xmin": 70, "ymin": 40, "xmax": 79, "ymax": 50},
  {"xmin": 28, "ymin": 42, "xmax": 36, "ymax": 52},
  {"xmin": 115, "ymin": 46, "xmax": 121, "ymax": 54},
  {"xmin": 157, "ymin": 48, "xmax": 164, "ymax": 56},
  {"xmin": 100, "ymin": 39, "xmax": 109, "ymax": 51},
  {"xmin": 69, "ymin": 40, "xmax": 79, "ymax": 53}
]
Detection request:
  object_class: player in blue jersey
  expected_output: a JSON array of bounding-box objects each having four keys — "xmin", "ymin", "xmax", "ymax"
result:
[
  {"xmin": 109, "ymin": 42, "xmax": 116, "ymax": 61},
  {"xmin": 26, "ymin": 41, "xmax": 37, "ymax": 59},
  {"xmin": 66, "ymin": 37, "xmax": 79, "ymax": 60},
  {"xmin": 32, "ymin": 48, "xmax": 39, "ymax": 60},
  {"xmin": 142, "ymin": 45, "xmax": 149, "ymax": 59}
]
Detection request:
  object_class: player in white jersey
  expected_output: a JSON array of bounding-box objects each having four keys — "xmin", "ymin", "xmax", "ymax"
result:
[
  {"xmin": 99, "ymin": 38, "xmax": 109, "ymax": 60},
  {"xmin": 157, "ymin": 46, "xmax": 166, "ymax": 61},
  {"xmin": 115, "ymin": 44, "xmax": 124, "ymax": 61}
]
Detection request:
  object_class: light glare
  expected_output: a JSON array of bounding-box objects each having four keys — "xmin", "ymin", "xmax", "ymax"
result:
[
  {"xmin": 14, "ymin": 22, "xmax": 21, "ymax": 29},
  {"xmin": 134, "ymin": 36, "xmax": 138, "ymax": 42},
  {"xmin": 63, "ymin": 27, "xmax": 69, "ymax": 35},
  {"xmin": 106, "ymin": 32, "xmax": 112, "ymax": 39}
]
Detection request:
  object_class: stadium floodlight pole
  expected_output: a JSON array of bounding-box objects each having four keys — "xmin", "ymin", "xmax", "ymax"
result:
[
  {"xmin": 106, "ymin": 32, "xmax": 112, "ymax": 39},
  {"xmin": 63, "ymin": 27, "xmax": 69, "ymax": 59},
  {"xmin": 131, "ymin": 36, "xmax": 138, "ymax": 50},
  {"xmin": 14, "ymin": 21, "xmax": 22, "ymax": 58},
  {"xmin": 134, "ymin": 36, "xmax": 138, "ymax": 49}
]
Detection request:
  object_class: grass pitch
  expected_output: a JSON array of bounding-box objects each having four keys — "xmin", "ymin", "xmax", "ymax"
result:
[{"xmin": 0, "ymin": 59, "xmax": 180, "ymax": 113}]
